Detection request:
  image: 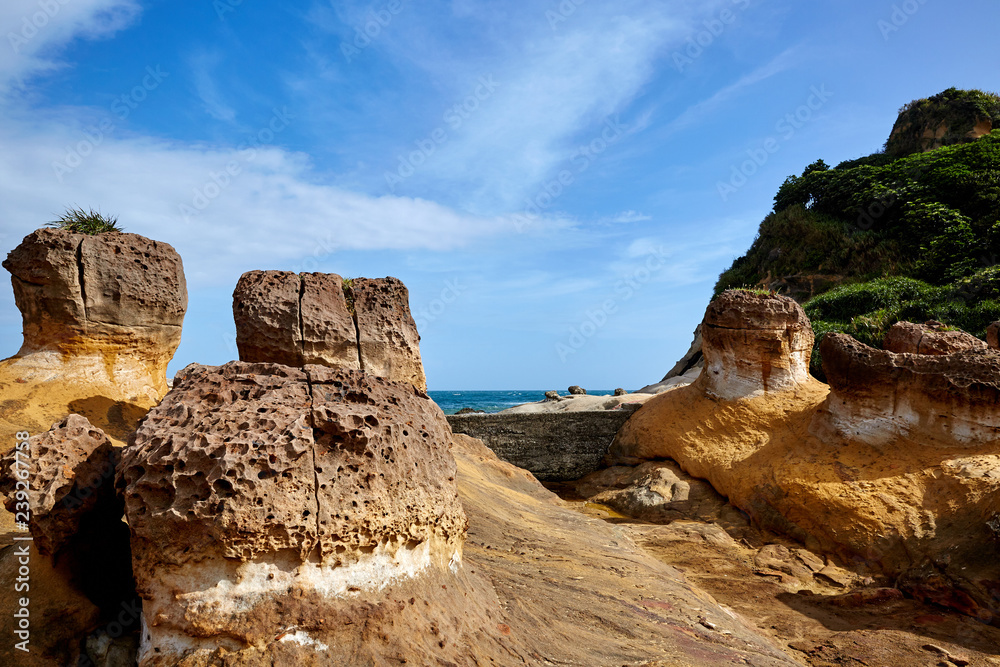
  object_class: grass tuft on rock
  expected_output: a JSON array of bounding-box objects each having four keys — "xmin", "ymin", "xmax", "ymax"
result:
[{"xmin": 47, "ymin": 207, "xmax": 123, "ymax": 235}]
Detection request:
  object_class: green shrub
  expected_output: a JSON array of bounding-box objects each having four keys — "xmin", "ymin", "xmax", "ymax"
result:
[{"xmin": 47, "ymin": 207, "xmax": 123, "ymax": 235}]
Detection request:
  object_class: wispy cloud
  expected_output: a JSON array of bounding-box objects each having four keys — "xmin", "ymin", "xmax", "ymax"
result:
[
  {"xmin": 602, "ymin": 210, "xmax": 652, "ymax": 225},
  {"xmin": 661, "ymin": 46, "xmax": 803, "ymax": 135},
  {"xmin": 0, "ymin": 0, "xmax": 140, "ymax": 97},
  {"xmin": 190, "ymin": 51, "xmax": 238, "ymax": 123}
]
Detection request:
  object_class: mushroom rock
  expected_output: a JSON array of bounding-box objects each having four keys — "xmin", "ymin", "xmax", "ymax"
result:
[
  {"xmin": 117, "ymin": 361, "xmax": 505, "ymax": 665},
  {"xmin": 814, "ymin": 332, "xmax": 1000, "ymax": 448},
  {"xmin": 883, "ymin": 320, "xmax": 988, "ymax": 355},
  {"xmin": 0, "ymin": 228, "xmax": 186, "ymax": 449},
  {"xmin": 700, "ymin": 290, "xmax": 813, "ymax": 400},
  {"xmin": 233, "ymin": 272, "xmax": 426, "ymax": 391},
  {"xmin": 610, "ymin": 292, "xmax": 1000, "ymax": 623}
]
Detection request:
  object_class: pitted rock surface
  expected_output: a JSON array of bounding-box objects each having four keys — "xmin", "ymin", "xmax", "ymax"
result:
[
  {"xmin": 117, "ymin": 361, "xmax": 469, "ymax": 664},
  {"xmin": 700, "ymin": 290, "xmax": 813, "ymax": 399},
  {"xmin": 0, "ymin": 414, "xmax": 119, "ymax": 556},
  {"xmin": 988, "ymin": 321, "xmax": 999, "ymax": 350},
  {"xmin": 883, "ymin": 320, "xmax": 987, "ymax": 355},
  {"xmin": 233, "ymin": 272, "xmax": 425, "ymax": 389},
  {"xmin": 351, "ymin": 277, "xmax": 427, "ymax": 391},
  {"xmin": 118, "ymin": 361, "xmax": 462, "ymax": 568}
]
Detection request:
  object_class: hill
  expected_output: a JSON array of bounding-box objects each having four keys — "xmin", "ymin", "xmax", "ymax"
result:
[{"xmin": 714, "ymin": 88, "xmax": 1000, "ymax": 376}]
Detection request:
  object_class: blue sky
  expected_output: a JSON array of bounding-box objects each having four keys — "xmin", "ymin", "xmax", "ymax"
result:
[{"xmin": 0, "ymin": 0, "xmax": 997, "ymax": 390}]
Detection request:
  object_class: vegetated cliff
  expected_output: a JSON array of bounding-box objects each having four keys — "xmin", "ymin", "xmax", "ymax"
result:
[{"xmin": 705, "ymin": 88, "xmax": 1000, "ymax": 379}]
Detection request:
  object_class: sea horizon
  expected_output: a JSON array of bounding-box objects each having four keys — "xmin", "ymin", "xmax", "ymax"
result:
[{"xmin": 428, "ymin": 389, "xmax": 619, "ymax": 415}]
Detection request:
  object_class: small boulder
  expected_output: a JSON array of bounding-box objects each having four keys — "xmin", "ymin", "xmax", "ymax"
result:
[
  {"xmin": 544, "ymin": 390, "xmax": 560, "ymax": 401},
  {"xmin": 883, "ymin": 320, "xmax": 987, "ymax": 355},
  {"xmin": 0, "ymin": 414, "xmax": 119, "ymax": 556},
  {"xmin": 988, "ymin": 321, "xmax": 999, "ymax": 350},
  {"xmin": 614, "ymin": 388, "xmax": 627, "ymax": 396},
  {"xmin": 568, "ymin": 385, "xmax": 586, "ymax": 395}
]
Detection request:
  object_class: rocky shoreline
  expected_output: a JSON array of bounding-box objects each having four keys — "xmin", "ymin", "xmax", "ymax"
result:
[{"xmin": 3, "ymin": 227, "xmax": 1000, "ymax": 666}]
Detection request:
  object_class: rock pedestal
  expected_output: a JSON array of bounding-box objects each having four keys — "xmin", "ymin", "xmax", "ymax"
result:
[
  {"xmin": 2, "ymin": 228, "xmax": 186, "ymax": 397},
  {"xmin": 118, "ymin": 362, "xmax": 468, "ymax": 664},
  {"xmin": 0, "ymin": 227, "xmax": 187, "ymax": 462},
  {"xmin": 700, "ymin": 290, "xmax": 814, "ymax": 400}
]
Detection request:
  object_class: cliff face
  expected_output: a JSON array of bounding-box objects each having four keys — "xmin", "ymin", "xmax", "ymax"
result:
[
  {"xmin": 885, "ymin": 88, "xmax": 1000, "ymax": 157},
  {"xmin": 613, "ymin": 292, "xmax": 1000, "ymax": 624}
]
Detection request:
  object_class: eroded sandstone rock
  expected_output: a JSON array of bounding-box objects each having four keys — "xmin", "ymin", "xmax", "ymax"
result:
[
  {"xmin": 815, "ymin": 333, "xmax": 1000, "ymax": 448},
  {"xmin": 0, "ymin": 414, "xmax": 119, "ymax": 556},
  {"xmin": 117, "ymin": 362, "xmax": 471, "ymax": 664},
  {"xmin": 2, "ymin": 228, "xmax": 185, "ymax": 389},
  {"xmin": 351, "ymin": 277, "xmax": 426, "ymax": 391},
  {"xmin": 883, "ymin": 320, "xmax": 987, "ymax": 355},
  {"xmin": 233, "ymin": 272, "xmax": 427, "ymax": 390},
  {"xmin": 0, "ymin": 229, "xmax": 187, "ymax": 454},
  {"xmin": 701, "ymin": 290, "xmax": 813, "ymax": 400},
  {"xmin": 0, "ymin": 415, "xmax": 138, "ymax": 666},
  {"xmin": 988, "ymin": 321, "xmax": 999, "ymax": 350}
]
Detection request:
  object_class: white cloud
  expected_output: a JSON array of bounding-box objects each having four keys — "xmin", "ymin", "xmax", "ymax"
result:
[
  {"xmin": 0, "ymin": 116, "xmax": 514, "ymax": 288},
  {"xmin": 603, "ymin": 210, "xmax": 652, "ymax": 224},
  {"xmin": 0, "ymin": 0, "xmax": 140, "ymax": 96}
]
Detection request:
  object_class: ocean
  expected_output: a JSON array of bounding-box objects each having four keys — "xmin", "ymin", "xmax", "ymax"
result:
[{"xmin": 428, "ymin": 389, "xmax": 617, "ymax": 415}]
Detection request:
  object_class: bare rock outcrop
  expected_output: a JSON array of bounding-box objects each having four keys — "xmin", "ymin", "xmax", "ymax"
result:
[
  {"xmin": 988, "ymin": 321, "xmax": 999, "ymax": 350},
  {"xmin": 883, "ymin": 320, "xmax": 987, "ymax": 355},
  {"xmin": 350, "ymin": 277, "xmax": 426, "ymax": 391},
  {"xmin": 0, "ymin": 415, "xmax": 137, "ymax": 666},
  {"xmin": 233, "ymin": 272, "xmax": 426, "ymax": 391},
  {"xmin": 117, "ymin": 361, "xmax": 484, "ymax": 664},
  {"xmin": 700, "ymin": 290, "xmax": 813, "ymax": 400},
  {"xmin": 0, "ymin": 414, "xmax": 119, "ymax": 556},
  {"xmin": 0, "ymin": 227, "xmax": 186, "ymax": 529},
  {"xmin": 610, "ymin": 291, "xmax": 1000, "ymax": 624},
  {"xmin": 815, "ymin": 333, "xmax": 1000, "ymax": 448},
  {"xmin": 2, "ymin": 228, "xmax": 186, "ymax": 395}
]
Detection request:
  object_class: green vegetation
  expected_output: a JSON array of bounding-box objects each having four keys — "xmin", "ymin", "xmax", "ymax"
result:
[
  {"xmin": 342, "ymin": 278, "xmax": 357, "ymax": 315},
  {"xmin": 47, "ymin": 207, "xmax": 123, "ymax": 235},
  {"xmin": 804, "ymin": 271, "xmax": 1000, "ymax": 378},
  {"xmin": 714, "ymin": 89, "xmax": 1000, "ymax": 378},
  {"xmin": 733, "ymin": 286, "xmax": 774, "ymax": 296},
  {"xmin": 886, "ymin": 88, "xmax": 1000, "ymax": 157}
]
